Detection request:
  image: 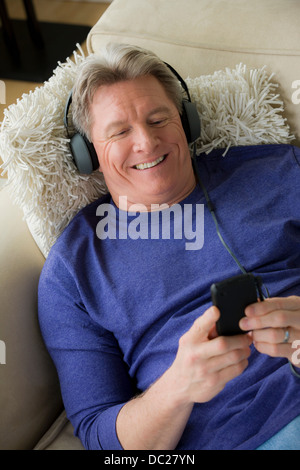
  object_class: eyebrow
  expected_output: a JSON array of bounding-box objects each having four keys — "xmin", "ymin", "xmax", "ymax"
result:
[
  {"xmin": 147, "ymin": 106, "xmax": 173, "ymax": 118},
  {"xmin": 104, "ymin": 106, "xmax": 173, "ymax": 136}
]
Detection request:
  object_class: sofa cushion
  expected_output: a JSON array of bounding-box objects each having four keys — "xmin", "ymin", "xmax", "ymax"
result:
[{"xmin": 34, "ymin": 410, "xmax": 84, "ymax": 450}]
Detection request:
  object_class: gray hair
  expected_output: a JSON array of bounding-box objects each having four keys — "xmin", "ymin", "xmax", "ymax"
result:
[{"xmin": 71, "ymin": 43, "xmax": 184, "ymax": 141}]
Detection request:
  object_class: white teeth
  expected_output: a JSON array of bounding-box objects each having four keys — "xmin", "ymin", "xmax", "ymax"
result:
[{"xmin": 135, "ymin": 155, "xmax": 166, "ymax": 170}]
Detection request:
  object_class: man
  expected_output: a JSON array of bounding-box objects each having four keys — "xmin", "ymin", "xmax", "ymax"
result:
[{"xmin": 38, "ymin": 43, "xmax": 300, "ymax": 450}]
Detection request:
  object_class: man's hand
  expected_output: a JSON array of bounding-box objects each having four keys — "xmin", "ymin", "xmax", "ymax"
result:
[
  {"xmin": 170, "ymin": 306, "xmax": 252, "ymax": 404},
  {"xmin": 240, "ymin": 296, "xmax": 300, "ymax": 366},
  {"xmin": 116, "ymin": 306, "xmax": 252, "ymax": 450}
]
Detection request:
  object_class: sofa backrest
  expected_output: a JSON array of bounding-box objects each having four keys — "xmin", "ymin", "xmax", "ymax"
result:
[{"xmin": 87, "ymin": 0, "xmax": 300, "ymax": 146}]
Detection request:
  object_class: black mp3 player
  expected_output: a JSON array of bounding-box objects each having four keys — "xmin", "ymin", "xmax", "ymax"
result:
[{"xmin": 211, "ymin": 273, "xmax": 264, "ymax": 336}]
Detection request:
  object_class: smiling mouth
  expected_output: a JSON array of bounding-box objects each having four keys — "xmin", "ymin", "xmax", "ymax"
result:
[{"xmin": 134, "ymin": 154, "xmax": 167, "ymax": 170}]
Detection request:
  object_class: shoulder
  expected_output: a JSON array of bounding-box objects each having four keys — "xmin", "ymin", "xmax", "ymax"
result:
[
  {"xmin": 41, "ymin": 193, "xmax": 111, "ymax": 273},
  {"xmin": 54, "ymin": 193, "xmax": 111, "ymax": 246},
  {"xmin": 196, "ymin": 144, "xmax": 300, "ymax": 188},
  {"xmin": 196, "ymin": 143, "xmax": 300, "ymax": 165},
  {"xmin": 69, "ymin": 193, "xmax": 112, "ymax": 230},
  {"xmin": 291, "ymin": 145, "xmax": 300, "ymax": 167}
]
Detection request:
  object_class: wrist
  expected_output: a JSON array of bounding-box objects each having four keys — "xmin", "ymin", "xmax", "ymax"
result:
[
  {"xmin": 158, "ymin": 364, "xmax": 194, "ymax": 412},
  {"xmin": 116, "ymin": 366, "xmax": 194, "ymax": 450}
]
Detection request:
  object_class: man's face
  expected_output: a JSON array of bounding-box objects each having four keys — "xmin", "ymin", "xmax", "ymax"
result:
[{"xmin": 90, "ymin": 75, "xmax": 196, "ymax": 211}]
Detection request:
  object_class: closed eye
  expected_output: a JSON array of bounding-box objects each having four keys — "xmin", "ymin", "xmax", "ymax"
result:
[
  {"xmin": 116, "ymin": 129, "xmax": 129, "ymax": 136},
  {"xmin": 111, "ymin": 128, "xmax": 131, "ymax": 139},
  {"xmin": 150, "ymin": 118, "xmax": 169, "ymax": 126}
]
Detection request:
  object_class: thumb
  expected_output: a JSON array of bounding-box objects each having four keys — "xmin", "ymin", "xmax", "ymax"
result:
[{"xmin": 189, "ymin": 306, "xmax": 220, "ymax": 343}]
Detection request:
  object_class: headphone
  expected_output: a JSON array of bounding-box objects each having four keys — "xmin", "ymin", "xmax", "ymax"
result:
[
  {"xmin": 64, "ymin": 92, "xmax": 99, "ymax": 175},
  {"xmin": 64, "ymin": 63, "xmax": 201, "ymax": 174}
]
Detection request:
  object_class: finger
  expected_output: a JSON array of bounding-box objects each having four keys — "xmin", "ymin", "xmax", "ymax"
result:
[
  {"xmin": 197, "ymin": 332, "xmax": 252, "ymax": 361},
  {"xmin": 253, "ymin": 340, "xmax": 294, "ymax": 361},
  {"xmin": 187, "ymin": 357, "xmax": 250, "ymax": 404},
  {"xmin": 208, "ymin": 358, "xmax": 250, "ymax": 389},
  {"xmin": 240, "ymin": 299, "xmax": 300, "ymax": 332},
  {"xmin": 252, "ymin": 327, "xmax": 294, "ymax": 345},
  {"xmin": 245, "ymin": 296, "xmax": 300, "ymax": 319},
  {"xmin": 188, "ymin": 307, "xmax": 220, "ymax": 343},
  {"xmin": 206, "ymin": 342, "xmax": 252, "ymax": 373},
  {"xmin": 208, "ymin": 323, "xmax": 218, "ymax": 340}
]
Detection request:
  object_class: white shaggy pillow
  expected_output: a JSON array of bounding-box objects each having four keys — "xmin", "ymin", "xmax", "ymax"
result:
[
  {"xmin": 0, "ymin": 49, "xmax": 294, "ymax": 258},
  {"xmin": 0, "ymin": 48, "xmax": 108, "ymax": 257},
  {"xmin": 187, "ymin": 64, "xmax": 294, "ymax": 155}
]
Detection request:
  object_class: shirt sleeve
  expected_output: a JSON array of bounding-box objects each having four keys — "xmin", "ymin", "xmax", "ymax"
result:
[{"xmin": 38, "ymin": 249, "xmax": 136, "ymax": 450}]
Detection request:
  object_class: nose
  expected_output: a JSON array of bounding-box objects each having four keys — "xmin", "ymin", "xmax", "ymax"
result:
[{"xmin": 132, "ymin": 125, "xmax": 160, "ymax": 154}]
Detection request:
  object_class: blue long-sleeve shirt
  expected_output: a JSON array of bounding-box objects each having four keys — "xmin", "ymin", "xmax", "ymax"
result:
[{"xmin": 38, "ymin": 144, "xmax": 300, "ymax": 450}]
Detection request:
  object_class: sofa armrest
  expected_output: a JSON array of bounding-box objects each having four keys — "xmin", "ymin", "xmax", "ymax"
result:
[{"xmin": 0, "ymin": 186, "xmax": 63, "ymax": 449}]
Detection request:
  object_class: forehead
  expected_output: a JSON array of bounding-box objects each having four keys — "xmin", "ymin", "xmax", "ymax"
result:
[{"xmin": 91, "ymin": 75, "xmax": 176, "ymax": 123}]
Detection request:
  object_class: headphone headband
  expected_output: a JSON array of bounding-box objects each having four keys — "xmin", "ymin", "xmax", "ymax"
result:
[
  {"xmin": 163, "ymin": 62, "xmax": 192, "ymax": 102},
  {"xmin": 64, "ymin": 91, "xmax": 73, "ymax": 133}
]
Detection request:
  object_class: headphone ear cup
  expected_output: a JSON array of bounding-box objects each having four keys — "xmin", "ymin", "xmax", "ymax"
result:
[
  {"xmin": 69, "ymin": 133, "xmax": 99, "ymax": 174},
  {"xmin": 181, "ymin": 100, "xmax": 201, "ymax": 144}
]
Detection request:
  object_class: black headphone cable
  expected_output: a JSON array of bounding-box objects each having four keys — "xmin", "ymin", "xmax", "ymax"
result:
[
  {"xmin": 191, "ymin": 145, "xmax": 270, "ymax": 299},
  {"xmin": 192, "ymin": 145, "xmax": 247, "ymax": 275}
]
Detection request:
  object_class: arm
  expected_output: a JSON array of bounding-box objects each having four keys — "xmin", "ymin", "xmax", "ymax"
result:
[
  {"xmin": 39, "ymin": 245, "xmax": 251, "ymax": 450},
  {"xmin": 117, "ymin": 306, "xmax": 252, "ymax": 450},
  {"xmin": 38, "ymin": 254, "xmax": 136, "ymax": 450}
]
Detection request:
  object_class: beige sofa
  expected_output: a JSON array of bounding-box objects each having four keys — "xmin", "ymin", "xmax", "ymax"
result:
[{"xmin": 0, "ymin": 0, "xmax": 299, "ymax": 450}]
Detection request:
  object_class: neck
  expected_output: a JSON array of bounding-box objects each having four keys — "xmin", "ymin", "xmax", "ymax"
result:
[{"xmin": 115, "ymin": 177, "xmax": 197, "ymax": 212}]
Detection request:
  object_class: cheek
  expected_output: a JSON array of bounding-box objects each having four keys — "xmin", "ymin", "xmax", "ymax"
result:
[
  {"xmin": 165, "ymin": 121, "xmax": 188, "ymax": 147},
  {"xmin": 94, "ymin": 140, "xmax": 129, "ymax": 175},
  {"xmin": 93, "ymin": 141, "xmax": 112, "ymax": 172}
]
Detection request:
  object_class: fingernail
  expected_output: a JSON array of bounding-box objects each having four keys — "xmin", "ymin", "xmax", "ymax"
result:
[
  {"xmin": 210, "ymin": 306, "xmax": 220, "ymax": 319},
  {"xmin": 245, "ymin": 305, "xmax": 253, "ymax": 316},
  {"xmin": 239, "ymin": 318, "xmax": 249, "ymax": 330}
]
